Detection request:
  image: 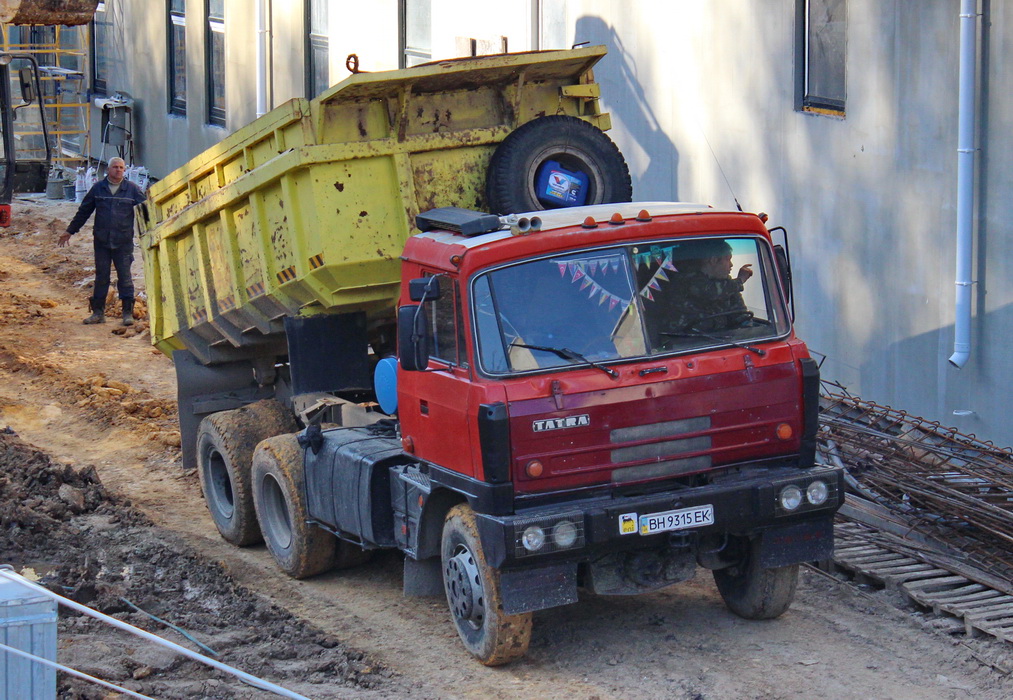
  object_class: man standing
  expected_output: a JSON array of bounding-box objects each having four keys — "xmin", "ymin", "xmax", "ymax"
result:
[{"xmin": 57, "ymin": 157, "xmax": 146, "ymax": 325}]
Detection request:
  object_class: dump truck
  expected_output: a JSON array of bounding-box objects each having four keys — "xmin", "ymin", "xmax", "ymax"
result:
[{"xmin": 139, "ymin": 47, "xmax": 843, "ymax": 665}]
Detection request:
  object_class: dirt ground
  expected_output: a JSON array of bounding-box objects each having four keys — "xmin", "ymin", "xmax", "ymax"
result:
[{"xmin": 1, "ymin": 193, "xmax": 1012, "ymax": 699}]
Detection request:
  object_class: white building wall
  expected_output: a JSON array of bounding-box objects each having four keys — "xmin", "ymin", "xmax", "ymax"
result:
[{"xmin": 551, "ymin": 0, "xmax": 1011, "ymax": 445}]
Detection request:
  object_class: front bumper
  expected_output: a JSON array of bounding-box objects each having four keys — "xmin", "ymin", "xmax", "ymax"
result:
[{"xmin": 475, "ymin": 464, "xmax": 845, "ymax": 569}]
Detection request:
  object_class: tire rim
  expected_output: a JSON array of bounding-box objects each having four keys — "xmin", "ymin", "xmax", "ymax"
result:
[
  {"xmin": 261, "ymin": 473, "xmax": 293, "ymax": 550},
  {"xmin": 524, "ymin": 144, "xmax": 605, "ymax": 209},
  {"xmin": 203, "ymin": 445, "xmax": 234, "ymax": 519},
  {"xmin": 445, "ymin": 543, "xmax": 485, "ymax": 630}
]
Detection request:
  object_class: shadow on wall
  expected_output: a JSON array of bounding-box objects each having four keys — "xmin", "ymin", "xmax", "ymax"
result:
[
  {"xmin": 574, "ymin": 15, "xmax": 680, "ymax": 202},
  {"xmin": 852, "ymin": 300, "xmax": 1013, "ymax": 449}
]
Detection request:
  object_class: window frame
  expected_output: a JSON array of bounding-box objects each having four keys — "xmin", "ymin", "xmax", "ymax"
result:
[
  {"xmin": 167, "ymin": 0, "xmax": 187, "ymax": 115},
  {"xmin": 795, "ymin": 0, "xmax": 847, "ymax": 116},
  {"xmin": 90, "ymin": 1, "xmax": 109, "ymax": 96},
  {"xmin": 205, "ymin": 0, "xmax": 226, "ymax": 127},
  {"xmin": 304, "ymin": 0, "xmax": 329, "ymax": 98},
  {"xmin": 424, "ymin": 273, "xmax": 468, "ymax": 368},
  {"xmin": 399, "ymin": 0, "xmax": 432, "ymax": 69}
]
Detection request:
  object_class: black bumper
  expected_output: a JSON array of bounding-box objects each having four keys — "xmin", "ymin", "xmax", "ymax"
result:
[{"xmin": 475, "ymin": 464, "xmax": 845, "ymax": 570}]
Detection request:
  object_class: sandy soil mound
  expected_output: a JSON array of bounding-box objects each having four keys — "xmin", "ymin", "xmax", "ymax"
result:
[{"xmin": 1, "ymin": 430, "xmax": 394, "ymax": 699}]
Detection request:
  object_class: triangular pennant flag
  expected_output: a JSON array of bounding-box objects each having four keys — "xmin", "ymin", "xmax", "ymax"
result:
[
  {"xmin": 589, "ymin": 260, "xmax": 598, "ymax": 275},
  {"xmin": 656, "ymin": 268, "xmax": 669, "ymax": 282},
  {"xmin": 612, "ymin": 260, "xmax": 619, "ymax": 274},
  {"xmin": 644, "ymin": 288, "xmax": 654, "ymax": 301},
  {"xmin": 598, "ymin": 290, "xmax": 608, "ymax": 305},
  {"xmin": 608, "ymin": 296, "xmax": 619, "ymax": 311},
  {"xmin": 579, "ymin": 277, "xmax": 592, "ymax": 291},
  {"xmin": 573, "ymin": 268, "xmax": 585, "ymax": 281},
  {"xmin": 558, "ymin": 262, "xmax": 568, "ymax": 277},
  {"xmin": 648, "ymin": 278, "xmax": 662, "ymax": 291}
]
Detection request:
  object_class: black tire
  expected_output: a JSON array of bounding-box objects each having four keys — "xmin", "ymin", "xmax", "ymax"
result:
[
  {"xmin": 441, "ymin": 504, "xmax": 532, "ymax": 665},
  {"xmin": 486, "ymin": 115, "xmax": 633, "ymax": 214},
  {"xmin": 713, "ymin": 537, "xmax": 799, "ymax": 620},
  {"xmin": 196, "ymin": 400, "xmax": 298, "ymax": 546},
  {"xmin": 252, "ymin": 434, "xmax": 336, "ymax": 579}
]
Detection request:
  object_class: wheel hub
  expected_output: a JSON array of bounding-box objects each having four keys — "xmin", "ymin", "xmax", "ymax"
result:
[{"xmin": 445, "ymin": 545, "xmax": 485, "ymax": 629}]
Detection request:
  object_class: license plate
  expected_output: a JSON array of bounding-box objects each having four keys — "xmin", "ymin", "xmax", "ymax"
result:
[{"xmin": 639, "ymin": 504, "xmax": 714, "ymax": 535}]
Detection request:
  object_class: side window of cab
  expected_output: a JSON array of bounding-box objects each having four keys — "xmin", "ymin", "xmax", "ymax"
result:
[{"xmin": 426, "ymin": 273, "xmax": 467, "ymax": 367}]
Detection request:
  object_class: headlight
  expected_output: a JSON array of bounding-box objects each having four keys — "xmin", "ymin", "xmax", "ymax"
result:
[
  {"xmin": 554, "ymin": 520, "xmax": 578, "ymax": 548},
  {"xmin": 521, "ymin": 525, "xmax": 546, "ymax": 552},
  {"xmin": 806, "ymin": 480, "xmax": 829, "ymax": 506},
  {"xmin": 779, "ymin": 485, "xmax": 803, "ymax": 511}
]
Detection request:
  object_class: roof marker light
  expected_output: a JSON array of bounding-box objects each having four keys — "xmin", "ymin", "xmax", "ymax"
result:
[
  {"xmin": 636, "ymin": 210, "xmax": 652, "ymax": 222},
  {"xmin": 608, "ymin": 212, "xmax": 625, "ymax": 225},
  {"xmin": 582, "ymin": 216, "xmax": 598, "ymax": 229}
]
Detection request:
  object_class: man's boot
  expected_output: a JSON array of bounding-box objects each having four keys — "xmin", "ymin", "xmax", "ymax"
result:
[
  {"xmin": 122, "ymin": 298, "xmax": 135, "ymax": 327},
  {"xmin": 83, "ymin": 298, "xmax": 105, "ymax": 324}
]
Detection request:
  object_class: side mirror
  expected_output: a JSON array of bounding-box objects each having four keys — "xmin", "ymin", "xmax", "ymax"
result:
[
  {"xmin": 409, "ymin": 276, "xmax": 442, "ymax": 302},
  {"xmin": 397, "ymin": 304, "xmax": 430, "ymax": 371},
  {"xmin": 18, "ymin": 66, "xmax": 35, "ymax": 104}
]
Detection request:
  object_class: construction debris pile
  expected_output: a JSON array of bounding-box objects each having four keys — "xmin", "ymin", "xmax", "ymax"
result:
[{"xmin": 818, "ymin": 389, "xmax": 1013, "ymax": 586}]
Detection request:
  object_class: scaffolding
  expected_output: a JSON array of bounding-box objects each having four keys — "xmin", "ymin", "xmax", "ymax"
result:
[{"xmin": 1, "ymin": 22, "xmax": 91, "ymax": 177}]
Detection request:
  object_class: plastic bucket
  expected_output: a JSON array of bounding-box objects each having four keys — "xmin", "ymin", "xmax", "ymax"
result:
[{"xmin": 46, "ymin": 180, "xmax": 66, "ymax": 199}]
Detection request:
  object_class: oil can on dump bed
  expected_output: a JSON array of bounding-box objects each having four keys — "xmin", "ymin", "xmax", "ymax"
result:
[{"xmin": 138, "ymin": 49, "xmax": 842, "ymax": 666}]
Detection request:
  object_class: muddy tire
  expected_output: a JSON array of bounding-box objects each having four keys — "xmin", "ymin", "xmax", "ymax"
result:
[
  {"xmin": 713, "ymin": 537, "xmax": 799, "ymax": 620},
  {"xmin": 486, "ymin": 115, "xmax": 632, "ymax": 214},
  {"xmin": 196, "ymin": 400, "xmax": 297, "ymax": 546},
  {"xmin": 252, "ymin": 434, "xmax": 336, "ymax": 579},
  {"xmin": 441, "ymin": 504, "xmax": 532, "ymax": 665}
]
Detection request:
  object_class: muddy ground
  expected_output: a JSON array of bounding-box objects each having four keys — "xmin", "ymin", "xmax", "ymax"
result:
[{"xmin": 1, "ymin": 193, "xmax": 1012, "ymax": 699}]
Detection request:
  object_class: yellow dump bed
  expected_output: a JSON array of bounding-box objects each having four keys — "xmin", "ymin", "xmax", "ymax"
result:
[{"xmin": 139, "ymin": 47, "xmax": 610, "ymax": 365}]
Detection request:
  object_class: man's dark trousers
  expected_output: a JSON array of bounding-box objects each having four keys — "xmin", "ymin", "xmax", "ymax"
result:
[{"xmin": 91, "ymin": 241, "xmax": 133, "ymax": 310}]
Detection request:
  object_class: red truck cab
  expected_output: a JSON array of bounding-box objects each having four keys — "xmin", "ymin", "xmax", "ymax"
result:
[{"xmin": 388, "ymin": 203, "xmax": 842, "ymax": 663}]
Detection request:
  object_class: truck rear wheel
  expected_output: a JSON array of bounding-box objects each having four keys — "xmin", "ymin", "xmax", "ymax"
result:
[
  {"xmin": 712, "ymin": 537, "xmax": 799, "ymax": 620},
  {"xmin": 252, "ymin": 434, "xmax": 336, "ymax": 579},
  {"xmin": 486, "ymin": 115, "xmax": 632, "ymax": 215},
  {"xmin": 196, "ymin": 400, "xmax": 297, "ymax": 546},
  {"xmin": 441, "ymin": 504, "xmax": 532, "ymax": 665}
]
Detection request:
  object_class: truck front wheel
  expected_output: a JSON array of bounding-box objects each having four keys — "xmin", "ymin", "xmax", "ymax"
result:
[
  {"xmin": 712, "ymin": 537, "xmax": 799, "ymax": 620},
  {"xmin": 441, "ymin": 504, "xmax": 532, "ymax": 665},
  {"xmin": 252, "ymin": 435, "xmax": 336, "ymax": 579}
]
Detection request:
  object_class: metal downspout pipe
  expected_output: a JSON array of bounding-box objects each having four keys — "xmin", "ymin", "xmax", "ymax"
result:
[
  {"xmin": 256, "ymin": 0, "xmax": 269, "ymax": 118},
  {"xmin": 949, "ymin": 0, "xmax": 979, "ymax": 368}
]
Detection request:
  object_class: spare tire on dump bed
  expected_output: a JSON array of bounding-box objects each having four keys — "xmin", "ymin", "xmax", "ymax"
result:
[{"xmin": 486, "ymin": 115, "xmax": 632, "ymax": 215}]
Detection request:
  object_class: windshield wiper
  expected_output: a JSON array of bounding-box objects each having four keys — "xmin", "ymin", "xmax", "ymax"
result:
[
  {"xmin": 510, "ymin": 343, "xmax": 619, "ymax": 378},
  {"xmin": 660, "ymin": 328, "xmax": 766, "ymax": 356}
]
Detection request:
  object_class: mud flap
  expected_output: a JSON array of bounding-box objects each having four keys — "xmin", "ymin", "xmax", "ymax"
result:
[
  {"xmin": 500, "ymin": 562, "xmax": 578, "ymax": 615},
  {"xmin": 758, "ymin": 517, "xmax": 834, "ymax": 568}
]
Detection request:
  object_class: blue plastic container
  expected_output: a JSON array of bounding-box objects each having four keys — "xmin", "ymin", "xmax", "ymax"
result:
[{"xmin": 535, "ymin": 160, "xmax": 589, "ymax": 207}]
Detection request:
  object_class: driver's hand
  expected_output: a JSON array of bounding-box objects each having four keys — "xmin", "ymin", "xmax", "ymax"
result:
[
  {"xmin": 57, "ymin": 234, "xmax": 71, "ymax": 248},
  {"xmin": 736, "ymin": 264, "xmax": 753, "ymax": 283}
]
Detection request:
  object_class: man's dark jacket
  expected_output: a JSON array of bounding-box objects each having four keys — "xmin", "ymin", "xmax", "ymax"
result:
[{"xmin": 66, "ymin": 178, "xmax": 146, "ymax": 248}]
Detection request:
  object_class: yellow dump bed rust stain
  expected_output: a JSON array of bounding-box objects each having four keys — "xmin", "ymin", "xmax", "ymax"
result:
[{"xmin": 138, "ymin": 47, "xmax": 610, "ymax": 365}]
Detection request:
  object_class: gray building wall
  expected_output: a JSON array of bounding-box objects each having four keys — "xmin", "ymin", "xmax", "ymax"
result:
[
  {"xmin": 553, "ymin": 1, "xmax": 1010, "ymax": 446},
  {"xmin": 93, "ymin": 0, "xmax": 311, "ymax": 178}
]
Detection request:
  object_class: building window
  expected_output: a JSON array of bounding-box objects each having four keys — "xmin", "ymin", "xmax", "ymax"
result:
[
  {"xmin": 91, "ymin": 1, "xmax": 110, "ymax": 95},
  {"xmin": 796, "ymin": 0, "xmax": 846, "ymax": 115},
  {"xmin": 305, "ymin": 0, "xmax": 328, "ymax": 97},
  {"xmin": 168, "ymin": 0, "xmax": 186, "ymax": 115},
  {"xmin": 206, "ymin": 0, "xmax": 225, "ymax": 126},
  {"xmin": 400, "ymin": 0, "xmax": 431, "ymax": 68}
]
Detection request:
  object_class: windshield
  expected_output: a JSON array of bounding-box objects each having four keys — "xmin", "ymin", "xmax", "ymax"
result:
[{"xmin": 472, "ymin": 236, "xmax": 790, "ymax": 374}]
